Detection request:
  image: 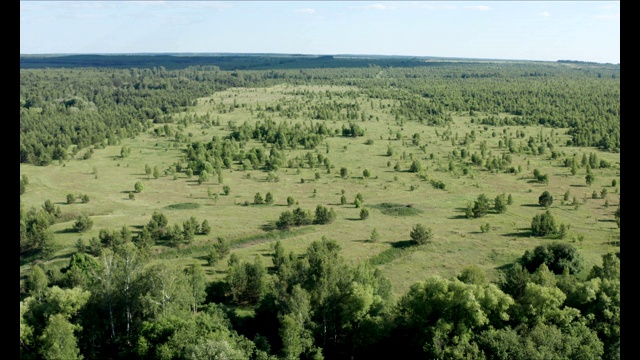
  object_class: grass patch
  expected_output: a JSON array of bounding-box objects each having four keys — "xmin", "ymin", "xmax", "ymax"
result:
[
  {"xmin": 372, "ymin": 203, "xmax": 423, "ymax": 217},
  {"xmin": 368, "ymin": 241, "xmax": 418, "ymax": 266},
  {"xmin": 164, "ymin": 203, "xmax": 201, "ymax": 210},
  {"xmin": 155, "ymin": 227, "xmax": 314, "ymax": 260}
]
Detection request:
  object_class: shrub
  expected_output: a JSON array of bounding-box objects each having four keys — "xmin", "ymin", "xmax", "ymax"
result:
[
  {"xmin": 314, "ymin": 205, "xmax": 336, "ymax": 225},
  {"xmin": 134, "ymin": 181, "xmax": 144, "ymax": 193},
  {"xmin": 538, "ymin": 191, "xmax": 553, "ymax": 208},
  {"xmin": 360, "ymin": 208, "xmax": 370, "ymax": 220},
  {"xmin": 72, "ymin": 214, "xmax": 93, "ymax": 233},
  {"xmin": 410, "ymin": 224, "xmax": 433, "ymax": 245},
  {"xmin": 531, "ymin": 210, "xmax": 558, "ymax": 237}
]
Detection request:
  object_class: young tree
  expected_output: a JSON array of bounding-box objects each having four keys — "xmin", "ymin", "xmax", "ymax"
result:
[
  {"xmin": 265, "ymin": 192, "xmax": 274, "ymax": 204},
  {"xmin": 287, "ymin": 196, "xmax": 295, "ymax": 206},
  {"xmin": 72, "ymin": 214, "xmax": 93, "ymax": 233},
  {"xmin": 134, "ymin": 181, "xmax": 144, "ymax": 193},
  {"xmin": 409, "ymin": 160, "xmax": 422, "ymax": 173},
  {"xmin": 531, "ymin": 210, "xmax": 558, "ymax": 237},
  {"xmin": 200, "ymin": 219, "xmax": 211, "ymax": 235},
  {"xmin": 585, "ymin": 172, "xmax": 595, "ymax": 186},
  {"xmin": 254, "ymin": 192, "xmax": 264, "ymax": 205},
  {"xmin": 410, "ymin": 224, "xmax": 433, "ymax": 245},
  {"xmin": 223, "ymin": 185, "xmax": 231, "ymax": 196},
  {"xmin": 369, "ymin": 228, "xmax": 380, "ymax": 242},
  {"xmin": 494, "ymin": 193, "xmax": 508, "ymax": 214},
  {"xmin": 360, "ymin": 208, "xmax": 370, "ymax": 220},
  {"xmin": 340, "ymin": 167, "xmax": 349, "ymax": 179},
  {"xmin": 66, "ymin": 193, "xmax": 76, "ymax": 204},
  {"xmin": 198, "ymin": 170, "xmax": 210, "ymax": 185},
  {"xmin": 472, "ymin": 194, "xmax": 490, "ymax": 218},
  {"xmin": 314, "ymin": 205, "xmax": 336, "ymax": 225},
  {"xmin": 539, "ymin": 191, "xmax": 554, "ymax": 208}
]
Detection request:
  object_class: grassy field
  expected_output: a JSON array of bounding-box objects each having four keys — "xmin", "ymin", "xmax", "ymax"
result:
[{"xmin": 20, "ymin": 84, "xmax": 620, "ymax": 298}]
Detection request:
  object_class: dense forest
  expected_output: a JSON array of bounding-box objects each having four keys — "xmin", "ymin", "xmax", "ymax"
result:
[{"xmin": 20, "ymin": 55, "xmax": 620, "ymax": 359}]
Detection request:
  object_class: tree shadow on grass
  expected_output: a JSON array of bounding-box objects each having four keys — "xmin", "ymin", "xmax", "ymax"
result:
[
  {"xmin": 55, "ymin": 228, "xmax": 77, "ymax": 234},
  {"xmin": 501, "ymin": 229, "xmax": 534, "ymax": 238},
  {"xmin": 495, "ymin": 262, "xmax": 517, "ymax": 272},
  {"xmin": 391, "ymin": 240, "xmax": 415, "ymax": 249},
  {"xmin": 520, "ymin": 204, "xmax": 543, "ymax": 208}
]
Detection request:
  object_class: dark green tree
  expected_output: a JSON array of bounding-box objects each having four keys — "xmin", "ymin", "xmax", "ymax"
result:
[
  {"xmin": 472, "ymin": 194, "xmax": 490, "ymax": 218},
  {"xmin": 494, "ymin": 193, "xmax": 508, "ymax": 214},
  {"xmin": 531, "ymin": 210, "xmax": 558, "ymax": 237},
  {"xmin": 360, "ymin": 208, "xmax": 370, "ymax": 220},
  {"xmin": 538, "ymin": 191, "xmax": 554, "ymax": 208},
  {"xmin": 410, "ymin": 224, "xmax": 432, "ymax": 245},
  {"xmin": 72, "ymin": 214, "xmax": 93, "ymax": 233}
]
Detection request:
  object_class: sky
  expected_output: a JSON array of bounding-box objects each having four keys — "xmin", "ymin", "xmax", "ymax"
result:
[{"xmin": 20, "ymin": 1, "xmax": 620, "ymax": 64}]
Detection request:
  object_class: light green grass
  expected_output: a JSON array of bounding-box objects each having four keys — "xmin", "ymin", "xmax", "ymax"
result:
[{"xmin": 20, "ymin": 84, "xmax": 620, "ymax": 298}]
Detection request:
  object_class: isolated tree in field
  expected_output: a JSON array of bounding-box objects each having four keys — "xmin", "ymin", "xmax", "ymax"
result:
[
  {"xmin": 494, "ymin": 193, "xmax": 508, "ymax": 214},
  {"xmin": 145, "ymin": 163, "xmax": 152, "ymax": 178},
  {"xmin": 370, "ymin": 228, "xmax": 380, "ymax": 242},
  {"xmin": 314, "ymin": 205, "xmax": 336, "ymax": 225},
  {"xmin": 340, "ymin": 195, "xmax": 347, "ymax": 205},
  {"xmin": 409, "ymin": 160, "xmax": 422, "ymax": 173},
  {"xmin": 265, "ymin": 192, "xmax": 274, "ymax": 204},
  {"xmin": 153, "ymin": 165, "xmax": 160, "ymax": 179},
  {"xmin": 539, "ymin": 191, "xmax": 554, "ymax": 208},
  {"xmin": 66, "ymin": 193, "xmax": 76, "ymax": 204},
  {"xmin": 81, "ymin": 194, "xmax": 90, "ymax": 203},
  {"xmin": 73, "ymin": 214, "xmax": 93, "ymax": 233},
  {"xmin": 410, "ymin": 224, "xmax": 433, "ymax": 245},
  {"xmin": 340, "ymin": 167, "xmax": 349, "ymax": 179},
  {"xmin": 134, "ymin": 181, "xmax": 144, "ymax": 193},
  {"xmin": 254, "ymin": 192, "xmax": 264, "ymax": 205},
  {"xmin": 363, "ymin": 169, "xmax": 371, "ymax": 178},
  {"xmin": 531, "ymin": 210, "xmax": 558, "ymax": 237},
  {"xmin": 472, "ymin": 194, "xmax": 490, "ymax": 218},
  {"xmin": 223, "ymin": 185, "xmax": 231, "ymax": 196},
  {"xmin": 585, "ymin": 171, "xmax": 595, "ymax": 186},
  {"xmin": 360, "ymin": 208, "xmax": 370, "ymax": 220},
  {"xmin": 287, "ymin": 196, "xmax": 295, "ymax": 206}
]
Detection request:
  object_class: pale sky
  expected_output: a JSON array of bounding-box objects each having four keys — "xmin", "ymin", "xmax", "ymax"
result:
[{"xmin": 20, "ymin": 1, "xmax": 620, "ymax": 64}]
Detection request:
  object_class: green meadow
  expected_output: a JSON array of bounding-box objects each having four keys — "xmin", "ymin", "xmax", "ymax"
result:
[{"xmin": 20, "ymin": 83, "xmax": 619, "ymax": 298}]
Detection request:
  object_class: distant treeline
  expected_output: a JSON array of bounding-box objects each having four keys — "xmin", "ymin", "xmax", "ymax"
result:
[
  {"xmin": 20, "ymin": 58, "xmax": 620, "ymax": 166},
  {"xmin": 20, "ymin": 54, "xmax": 455, "ymax": 71}
]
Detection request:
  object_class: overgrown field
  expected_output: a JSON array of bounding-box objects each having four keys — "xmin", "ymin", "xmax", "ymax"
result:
[{"xmin": 20, "ymin": 83, "xmax": 620, "ymax": 298}]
